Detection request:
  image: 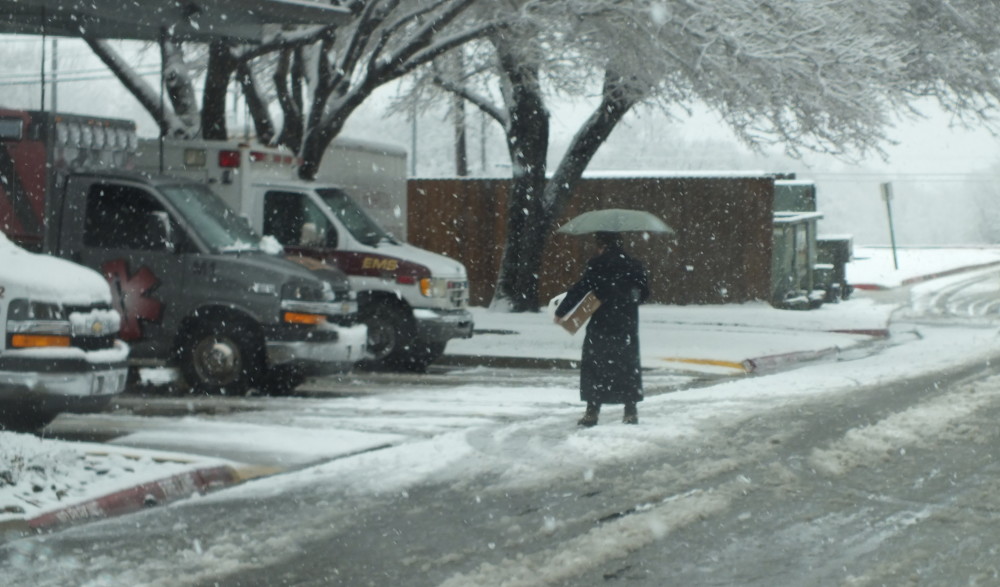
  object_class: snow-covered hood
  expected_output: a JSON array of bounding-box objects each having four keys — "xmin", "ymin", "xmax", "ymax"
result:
[
  {"xmin": 368, "ymin": 241, "xmax": 467, "ymax": 279},
  {"xmin": 0, "ymin": 233, "xmax": 112, "ymax": 305}
]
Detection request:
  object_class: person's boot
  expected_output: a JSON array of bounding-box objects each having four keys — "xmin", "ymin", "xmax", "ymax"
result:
[
  {"xmin": 623, "ymin": 402, "xmax": 638, "ymax": 425},
  {"xmin": 578, "ymin": 402, "xmax": 600, "ymax": 427}
]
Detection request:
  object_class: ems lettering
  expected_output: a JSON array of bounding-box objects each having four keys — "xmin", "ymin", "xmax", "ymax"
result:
[{"xmin": 362, "ymin": 257, "xmax": 398, "ymax": 271}]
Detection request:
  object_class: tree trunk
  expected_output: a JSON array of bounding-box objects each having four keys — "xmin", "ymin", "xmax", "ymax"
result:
[
  {"xmin": 490, "ymin": 44, "xmax": 550, "ymax": 312},
  {"xmin": 274, "ymin": 49, "xmax": 305, "ymax": 152},
  {"xmin": 299, "ymin": 93, "xmax": 367, "ymax": 181},
  {"xmin": 202, "ymin": 41, "xmax": 239, "ymax": 141},
  {"xmin": 237, "ymin": 61, "xmax": 276, "ymax": 144},
  {"xmin": 492, "ymin": 68, "xmax": 638, "ymax": 312},
  {"xmin": 159, "ymin": 39, "xmax": 199, "ymax": 137}
]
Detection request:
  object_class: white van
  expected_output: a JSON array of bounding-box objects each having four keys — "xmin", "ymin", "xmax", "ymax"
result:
[{"xmin": 0, "ymin": 232, "xmax": 129, "ymax": 431}]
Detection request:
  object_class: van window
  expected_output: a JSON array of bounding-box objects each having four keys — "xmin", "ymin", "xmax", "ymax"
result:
[
  {"xmin": 84, "ymin": 184, "xmax": 177, "ymax": 251},
  {"xmin": 159, "ymin": 183, "xmax": 259, "ymax": 253},
  {"xmin": 315, "ymin": 188, "xmax": 392, "ymax": 246},
  {"xmin": 0, "ymin": 118, "xmax": 23, "ymax": 140},
  {"xmin": 264, "ymin": 191, "xmax": 336, "ymax": 247}
]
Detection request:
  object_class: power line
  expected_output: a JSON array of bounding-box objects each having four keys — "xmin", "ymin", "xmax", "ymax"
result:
[
  {"xmin": 0, "ymin": 65, "xmax": 158, "ymax": 80},
  {"xmin": 0, "ymin": 70, "xmax": 160, "ymax": 86}
]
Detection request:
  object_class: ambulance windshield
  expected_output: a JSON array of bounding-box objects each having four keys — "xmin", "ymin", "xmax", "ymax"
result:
[
  {"xmin": 316, "ymin": 188, "xmax": 394, "ymax": 247},
  {"xmin": 160, "ymin": 183, "xmax": 263, "ymax": 253}
]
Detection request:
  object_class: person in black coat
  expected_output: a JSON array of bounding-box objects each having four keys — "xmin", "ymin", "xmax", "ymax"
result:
[{"xmin": 555, "ymin": 231, "xmax": 650, "ymax": 426}]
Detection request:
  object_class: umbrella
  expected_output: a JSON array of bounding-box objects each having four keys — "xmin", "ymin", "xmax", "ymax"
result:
[{"xmin": 556, "ymin": 208, "xmax": 674, "ymax": 235}]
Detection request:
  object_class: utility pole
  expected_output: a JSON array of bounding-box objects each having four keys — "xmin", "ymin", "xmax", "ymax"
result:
[
  {"xmin": 50, "ymin": 38, "xmax": 58, "ymax": 111},
  {"xmin": 881, "ymin": 182, "xmax": 899, "ymax": 270},
  {"xmin": 409, "ymin": 101, "xmax": 417, "ymax": 177}
]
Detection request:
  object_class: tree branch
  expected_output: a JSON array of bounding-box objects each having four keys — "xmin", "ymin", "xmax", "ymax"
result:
[
  {"xmin": 83, "ymin": 37, "xmax": 189, "ymax": 137},
  {"xmin": 432, "ymin": 74, "xmax": 507, "ymax": 126}
]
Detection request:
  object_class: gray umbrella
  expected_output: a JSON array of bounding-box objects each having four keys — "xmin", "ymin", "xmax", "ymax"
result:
[{"xmin": 556, "ymin": 208, "xmax": 674, "ymax": 235}]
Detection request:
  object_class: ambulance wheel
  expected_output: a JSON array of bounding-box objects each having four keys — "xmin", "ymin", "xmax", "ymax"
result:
[
  {"xmin": 179, "ymin": 320, "xmax": 264, "ymax": 395},
  {"xmin": 360, "ymin": 302, "xmax": 414, "ymax": 370}
]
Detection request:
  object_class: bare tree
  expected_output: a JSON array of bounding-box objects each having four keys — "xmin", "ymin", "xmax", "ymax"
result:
[
  {"xmin": 85, "ymin": 26, "xmax": 337, "ymax": 140},
  {"xmin": 89, "ymin": 0, "xmax": 501, "ymax": 180},
  {"xmin": 289, "ymin": 0, "xmax": 499, "ymax": 179},
  {"xmin": 417, "ymin": 0, "xmax": 1000, "ymax": 311}
]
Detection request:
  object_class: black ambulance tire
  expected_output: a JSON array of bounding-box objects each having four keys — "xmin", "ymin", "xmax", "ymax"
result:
[
  {"xmin": 360, "ymin": 302, "xmax": 415, "ymax": 371},
  {"xmin": 178, "ymin": 319, "xmax": 264, "ymax": 396}
]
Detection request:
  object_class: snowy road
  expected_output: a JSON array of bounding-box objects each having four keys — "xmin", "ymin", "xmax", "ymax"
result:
[
  {"xmin": 211, "ymin": 360, "xmax": 1000, "ymax": 587},
  {"xmin": 6, "ymin": 269, "xmax": 1000, "ymax": 586}
]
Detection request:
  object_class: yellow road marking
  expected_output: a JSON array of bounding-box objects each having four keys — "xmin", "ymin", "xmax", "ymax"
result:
[
  {"xmin": 230, "ymin": 465, "xmax": 285, "ymax": 482},
  {"xmin": 661, "ymin": 357, "xmax": 749, "ymax": 372}
]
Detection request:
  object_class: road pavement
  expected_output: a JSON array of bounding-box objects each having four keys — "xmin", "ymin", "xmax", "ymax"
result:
[{"xmin": 0, "ymin": 261, "xmax": 992, "ymax": 547}]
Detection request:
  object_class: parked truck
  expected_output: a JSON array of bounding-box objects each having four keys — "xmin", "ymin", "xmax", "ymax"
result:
[
  {"xmin": 0, "ymin": 231, "xmax": 128, "ymax": 431},
  {"xmin": 0, "ymin": 109, "xmax": 365, "ymax": 395},
  {"xmin": 136, "ymin": 138, "xmax": 473, "ymax": 371}
]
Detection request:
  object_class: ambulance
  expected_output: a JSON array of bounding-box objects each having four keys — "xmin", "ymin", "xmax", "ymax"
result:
[
  {"xmin": 0, "ymin": 231, "xmax": 128, "ymax": 431},
  {"xmin": 136, "ymin": 138, "xmax": 473, "ymax": 371},
  {"xmin": 0, "ymin": 109, "xmax": 365, "ymax": 395}
]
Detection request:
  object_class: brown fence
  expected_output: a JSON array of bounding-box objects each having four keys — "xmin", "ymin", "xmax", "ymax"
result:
[{"xmin": 408, "ymin": 175, "xmax": 775, "ymax": 307}]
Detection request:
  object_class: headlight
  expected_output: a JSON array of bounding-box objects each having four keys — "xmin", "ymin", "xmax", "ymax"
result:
[
  {"xmin": 420, "ymin": 278, "xmax": 467, "ymax": 299},
  {"xmin": 280, "ymin": 281, "xmax": 331, "ymax": 302},
  {"xmin": 419, "ymin": 277, "xmax": 448, "ymax": 298},
  {"xmin": 6, "ymin": 299, "xmax": 71, "ymax": 348},
  {"xmin": 8, "ymin": 299, "xmax": 65, "ymax": 321}
]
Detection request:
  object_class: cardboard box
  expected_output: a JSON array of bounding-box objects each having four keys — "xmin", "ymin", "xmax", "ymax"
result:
[{"xmin": 557, "ymin": 291, "xmax": 601, "ymax": 334}]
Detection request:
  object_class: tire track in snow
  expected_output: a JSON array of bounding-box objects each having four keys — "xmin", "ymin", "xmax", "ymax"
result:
[{"xmin": 807, "ymin": 375, "xmax": 1000, "ymax": 477}]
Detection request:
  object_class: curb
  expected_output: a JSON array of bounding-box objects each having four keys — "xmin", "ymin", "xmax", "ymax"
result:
[
  {"xmin": 438, "ymin": 355, "xmax": 579, "ymax": 370},
  {"xmin": 22, "ymin": 464, "xmax": 241, "ymax": 533},
  {"xmin": 742, "ymin": 346, "xmax": 840, "ymax": 374},
  {"xmin": 853, "ymin": 260, "xmax": 1000, "ymax": 291}
]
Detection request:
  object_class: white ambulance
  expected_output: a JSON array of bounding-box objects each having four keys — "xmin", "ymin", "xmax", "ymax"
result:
[
  {"xmin": 136, "ymin": 138, "xmax": 472, "ymax": 371},
  {"xmin": 0, "ymin": 232, "xmax": 128, "ymax": 431}
]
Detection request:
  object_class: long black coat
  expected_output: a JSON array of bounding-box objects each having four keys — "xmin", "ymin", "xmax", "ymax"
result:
[{"xmin": 555, "ymin": 245, "xmax": 650, "ymax": 405}]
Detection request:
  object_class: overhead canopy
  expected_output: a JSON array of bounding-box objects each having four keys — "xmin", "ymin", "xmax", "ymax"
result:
[{"xmin": 0, "ymin": 0, "xmax": 350, "ymax": 43}]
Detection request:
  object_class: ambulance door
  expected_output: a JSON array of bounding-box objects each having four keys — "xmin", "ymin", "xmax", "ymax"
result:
[{"xmin": 73, "ymin": 182, "xmax": 188, "ymax": 358}]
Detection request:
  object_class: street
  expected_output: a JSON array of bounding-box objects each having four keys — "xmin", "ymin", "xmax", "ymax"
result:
[{"xmin": 5, "ymin": 267, "xmax": 1000, "ymax": 586}]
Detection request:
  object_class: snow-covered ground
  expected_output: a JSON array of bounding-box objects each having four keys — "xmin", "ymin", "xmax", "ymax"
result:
[{"xmin": 3, "ymin": 245, "xmax": 1000, "ymax": 536}]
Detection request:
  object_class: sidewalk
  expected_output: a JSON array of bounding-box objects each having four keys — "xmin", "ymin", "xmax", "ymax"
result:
[
  {"xmin": 446, "ymin": 300, "xmax": 892, "ymax": 376},
  {"xmin": 4, "ymin": 245, "xmax": 1000, "ymax": 539},
  {"xmin": 0, "ymin": 439, "xmax": 259, "ymax": 536}
]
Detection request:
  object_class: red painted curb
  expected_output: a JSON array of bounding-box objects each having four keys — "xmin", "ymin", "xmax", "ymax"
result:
[
  {"xmin": 853, "ymin": 260, "xmax": 1000, "ymax": 291},
  {"xmin": 26, "ymin": 465, "xmax": 239, "ymax": 531},
  {"xmin": 851, "ymin": 283, "xmax": 886, "ymax": 291},
  {"xmin": 830, "ymin": 328, "xmax": 890, "ymax": 338},
  {"xmin": 900, "ymin": 261, "xmax": 1000, "ymax": 286}
]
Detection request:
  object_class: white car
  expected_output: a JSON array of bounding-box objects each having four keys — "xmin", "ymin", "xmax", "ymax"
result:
[{"xmin": 0, "ymin": 233, "xmax": 129, "ymax": 431}]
